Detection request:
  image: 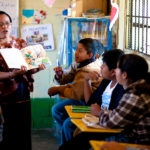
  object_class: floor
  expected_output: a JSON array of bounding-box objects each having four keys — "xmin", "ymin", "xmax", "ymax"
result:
[{"xmin": 32, "ymin": 128, "xmax": 60, "ymax": 150}]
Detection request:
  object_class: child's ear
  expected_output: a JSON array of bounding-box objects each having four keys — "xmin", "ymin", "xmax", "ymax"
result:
[
  {"xmin": 122, "ymin": 72, "xmax": 127, "ymax": 79},
  {"xmin": 111, "ymin": 69, "xmax": 116, "ymax": 76},
  {"xmin": 88, "ymin": 53, "xmax": 93, "ymax": 58},
  {"xmin": 95, "ymin": 54, "xmax": 99, "ymax": 59}
]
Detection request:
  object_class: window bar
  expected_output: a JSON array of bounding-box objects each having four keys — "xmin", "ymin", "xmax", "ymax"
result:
[
  {"xmin": 145, "ymin": 0, "xmax": 148, "ymax": 55},
  {"xmin": 134, "ymin": 0, "xmax": 137, "ymax": 51},
  {"xmin": 130, "ymin": 0, "xmax": 133, "ymax": 50},
  {"xmin": 128, "ymin": 0, "xmax": 131, "ymax": 50},
  {"xmin": 138, "ymin": 0, "xmax": 140, "ymax": 52},
  {"xmin": 141, "ymin": 0, "xmax": 145, "ymax": 53},
  {"xmin": 125, "ymin": 0, "xmax": 128, "ymax": 49}
]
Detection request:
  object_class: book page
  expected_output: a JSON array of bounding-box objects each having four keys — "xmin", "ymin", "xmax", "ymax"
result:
[
  {"xmin": 0, "ymin": 48, "xmax": 29, "ymax": 69},
  {"xmin": 21, "ymin": 44, "xmax": 51, "ymax": 69}
]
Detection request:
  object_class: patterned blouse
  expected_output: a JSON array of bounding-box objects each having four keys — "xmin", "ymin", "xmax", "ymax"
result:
[{"xmin": 0, "ymin": 36, "xmax": 34, "ymax": 100}]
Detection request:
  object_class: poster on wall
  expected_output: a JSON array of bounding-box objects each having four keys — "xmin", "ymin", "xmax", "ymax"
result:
[
  {"xmin": 22, "ymin": 9, "xmax": 47, "ymax": 24},
  {"xmin": 0, "ymin": 0, "xmax": 19, "ymax": 37},
  {"xmin": 21, "ymin": 24, "xmax": 54, "ymax": 51}
]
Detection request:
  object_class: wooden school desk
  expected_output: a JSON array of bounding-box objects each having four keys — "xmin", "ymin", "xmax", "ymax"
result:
[
  {"xmin": 65, "ymin": 105, "xmax": 89, "ymax": 118},
  {"xmin": 89, "ymin": 140, "xmax": 150, "ymax": 150},
  {"xmin": 71, "ymin": 119, "xmax": 122, "ymax": 133}
]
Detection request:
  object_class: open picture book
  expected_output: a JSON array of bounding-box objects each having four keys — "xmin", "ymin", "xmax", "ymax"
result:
[{"xmin": 0, "ymin": 44, "xmax": 51, "ymax": 70}]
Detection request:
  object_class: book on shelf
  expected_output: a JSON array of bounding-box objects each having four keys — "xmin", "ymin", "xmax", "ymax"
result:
[
  {"xmin": 0, "ymin": 44, "xmax": 51, "ymax": 70},
  {"xmin": 71, "ymin": 105, "xmax": 90, "ymax": 113}
]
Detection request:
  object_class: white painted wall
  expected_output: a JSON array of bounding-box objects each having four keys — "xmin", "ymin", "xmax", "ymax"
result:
[{"xmin": 20, "ymin": 0, "xmax": 69, "ymax": 98}]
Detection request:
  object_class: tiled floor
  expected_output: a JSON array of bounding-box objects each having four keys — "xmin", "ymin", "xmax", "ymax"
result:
[{"xmin": 32, "ymin": 128, "xmax": 60, "ymax": 150}]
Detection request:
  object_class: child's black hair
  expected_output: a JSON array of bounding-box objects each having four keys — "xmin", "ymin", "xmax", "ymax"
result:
[
  {"xmin": 102, "ymin": 49, "xmax": 124, "ymax": 70},
  {"xmin": 118, "ymin": 54, "xmax": 150, "ymax": 83},
  {"xmin": 79, "ymin": 38, "xmax": 104, "ymax": 58},
  {"xmin": 0, "ymin": 11, "xmax": 12, "ymax": 23}
]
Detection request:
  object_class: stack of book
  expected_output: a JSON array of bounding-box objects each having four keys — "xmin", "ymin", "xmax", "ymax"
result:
[{"xmin": 71, "ymin": 105, "xmax": 90, "ymax": 113}]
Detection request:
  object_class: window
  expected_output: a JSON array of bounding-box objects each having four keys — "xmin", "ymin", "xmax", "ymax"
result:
[{"xmin": 126, "ymin": 0, "xmax": 150, "ymax": 56}]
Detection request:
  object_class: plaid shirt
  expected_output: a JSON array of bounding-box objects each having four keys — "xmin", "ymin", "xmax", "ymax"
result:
[{"xmin": 99, "ymin": 80, "xmax": 150, "ymax": 144}]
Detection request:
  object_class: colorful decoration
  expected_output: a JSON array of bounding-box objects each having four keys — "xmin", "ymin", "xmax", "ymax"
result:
[
  {"xmin": 23, "ymin": 9, "xmax": 34, "ymax": 18},
  {"xmin": 32, "ymin": 10, "xmax": 46, "ymax": 24},
  {"xmin": 43, "ymin": 0, "xmax": 55, "ymax": 8},
  {"xmin": 22, "ymin": 9, "xmax": 46, "ymax": 24},
  {"xmin": 109, "ymin": 0, "xmax": 119, "ymax": 31}
]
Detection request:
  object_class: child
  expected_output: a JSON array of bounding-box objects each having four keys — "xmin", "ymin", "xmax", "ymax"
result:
[
  {"xmin": 48, "ymin": 38, "xmax": 103, "ymax": 100},
  {"xmin": 61, "ymin": 49, "xmax": 124, "ymax": 144},
  {"xmin": 59, "ymin": 54, "xmax": 150, "ymax": 150},
  {"xmin": 49, "ymin": 38, "xmax": 103, "ymax": 144},
  {"xmin": 98, "ymin": 54, "xmax": 150, "ymax": 144}
]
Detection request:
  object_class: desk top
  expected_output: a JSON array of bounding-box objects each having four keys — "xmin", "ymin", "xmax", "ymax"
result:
[
  {"xmin": 65, "ymin": 105, "xmax": 89, "ymax": 118},
  {"xmin": 71, "ymin": 119, "xmax": 122, "ymax": 133},
  {"xmin": 90, "ymin": 140, "xmax": 150, "ymax": 150}
]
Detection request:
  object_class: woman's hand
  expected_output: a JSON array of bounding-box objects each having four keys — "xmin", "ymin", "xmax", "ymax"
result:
[
  {"xmin": 11, "ymin": 65, "xmax": 27, "ymax": 78},
  {"xmin": 54, "ymin": 66, "xmax": 63, "ymax": 78},
  {"xmin": 38, "ymin": 64, "xmax": 46, "ymax": 71},
  {"xmin": 90, "ymin": 103, "xmax": 102, "ymax": 117},
  {"xmin": 30, "ymin": 64, "xmax": 46, "ymax": 74}
]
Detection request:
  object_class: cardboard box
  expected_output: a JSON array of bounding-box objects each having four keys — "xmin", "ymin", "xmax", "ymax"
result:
[{"xmin": 71, "ymin": 0, "xmax": 107, "ymax": 17}]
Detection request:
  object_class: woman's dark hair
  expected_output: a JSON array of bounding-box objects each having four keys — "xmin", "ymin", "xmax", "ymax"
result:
[
  {"xmin": 118, "ymin": 54, "xmax": 150, "ymax": 83},
  {"xmin": 0, "ymin": 11, "xmax": 12, "ymax": 23},
  {"xmin": 79, "ymin": 38, "xmax": 103, "ymax": 58},
  {"xmin": 102, "ymin": 49, "xmax": 124, "ymax": 70}
]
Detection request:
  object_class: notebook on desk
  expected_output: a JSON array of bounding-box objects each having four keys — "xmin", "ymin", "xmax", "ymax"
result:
[{"xmin": 71, "ymin": 105, "xmax": 90, "ymax": 113}]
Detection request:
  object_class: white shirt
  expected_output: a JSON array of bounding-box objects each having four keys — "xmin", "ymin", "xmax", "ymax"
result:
[{"xmin": 101, "ymin": 81, "xmax": 117, "ymax": 110}]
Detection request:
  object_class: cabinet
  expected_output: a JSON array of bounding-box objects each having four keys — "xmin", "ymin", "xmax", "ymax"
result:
[{"xmin": 59, "ymin": 17, "xmax": 112, "ymax": 67}]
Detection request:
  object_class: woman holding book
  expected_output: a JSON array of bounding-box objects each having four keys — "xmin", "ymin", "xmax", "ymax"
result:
[{"xmin": 0, "ymin": 11, "xmax": 45, "ymax": 150}]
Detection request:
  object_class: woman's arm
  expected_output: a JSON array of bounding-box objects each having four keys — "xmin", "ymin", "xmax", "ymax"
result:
[
  {"xmin": 0, "ymin": 66, "xmax": 27, "ymax": 80},
  {"xmin": 29, "ymin": 64, "xmax": 46, "ymax": 74}
]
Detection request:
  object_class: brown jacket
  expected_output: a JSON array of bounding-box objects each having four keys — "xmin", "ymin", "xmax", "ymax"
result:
[{"xmin": 55, "ymin": 59, "xmax": 103, "ymax": 100}]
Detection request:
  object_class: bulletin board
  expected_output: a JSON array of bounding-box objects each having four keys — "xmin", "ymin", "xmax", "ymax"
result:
[{"xmin": 0, "ymin": 0, "xmax": 19, "ymax": 37}]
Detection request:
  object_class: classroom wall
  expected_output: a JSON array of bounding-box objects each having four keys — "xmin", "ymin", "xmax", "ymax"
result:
[
  {"xmin": 20, "ymin": 0, "xmax": 69, "ymax": 98},
  {"xmin": 19, "ymin": 0, "xmax": 69, "ymax": 128}
]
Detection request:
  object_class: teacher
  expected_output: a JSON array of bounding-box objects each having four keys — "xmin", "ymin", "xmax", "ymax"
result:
[{"xmin": 0, "ymin": 11, "xmax": 45, "ymax": 150}]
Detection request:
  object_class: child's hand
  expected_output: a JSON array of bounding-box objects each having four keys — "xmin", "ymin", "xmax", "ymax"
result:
[
  {"xmin": 85, "ymin": 71, "xmax": 101, "ymax": 81},
  {"xmin": 90, "ymin": 103, "xmax": 101, "ymax": 117},
  {"xmin": 48, "ymin": 87, "xmax": 60, "ymax": 97},
  {"xmin": 53, "ymin": 66, "xmax": 63, "ymax": 78}
]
